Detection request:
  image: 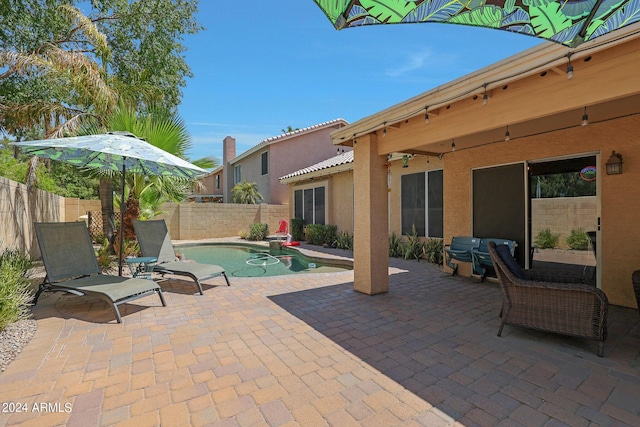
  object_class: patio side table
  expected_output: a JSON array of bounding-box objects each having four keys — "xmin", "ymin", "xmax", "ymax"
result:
[{"xmin": 125, "ymin": 256, "xmax": 157, "ymax": 280}]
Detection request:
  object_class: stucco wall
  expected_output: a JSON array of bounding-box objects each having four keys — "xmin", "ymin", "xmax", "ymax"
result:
[
  {"xmin": 531, "ymin": 196, "xmax": 597, "ymax": 249},
  {"xmin": 0, "ymin": 176, "xmax": 64, "ymax": 256},
  {"xmin": 444, "ymin": 114, "xmax": 640, "ymax": 307},
  {"xmin": 388, "ymin": 155, "xmax": 445, "ymax": 237}
]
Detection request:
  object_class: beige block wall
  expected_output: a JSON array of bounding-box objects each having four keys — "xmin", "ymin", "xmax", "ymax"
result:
[
  {"xmin": 64, "ymin": 198, "xmax": 102, "ymax": 223},
  {"xmin": 531, "ymin": 197, "xmax": 597, "ymax": 249},
  {"xmin": 444, "ymin": 114, "xmax": 640, "ymax": 307},
  {"xmin": 158, "ymin": 202, "xmax": 289, "ymax": 240}
]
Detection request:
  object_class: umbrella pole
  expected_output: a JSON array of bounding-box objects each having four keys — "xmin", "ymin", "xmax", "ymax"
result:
[{"xmin": 118, "ymin": 163, "xmax": 125, "ymax": 276}]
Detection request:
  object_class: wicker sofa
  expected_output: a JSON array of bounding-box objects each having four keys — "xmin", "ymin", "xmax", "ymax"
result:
[{"xmin": 488, "ymin": 242, "xmax": 609, "ymax": 357}]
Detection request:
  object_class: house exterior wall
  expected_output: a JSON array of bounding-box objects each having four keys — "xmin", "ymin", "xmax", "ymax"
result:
[
  {"xmin": 388, "ymin": 156, "xmax": 445, "ymax": 237},
  {"xmin": 234, "ymin": 148, "xmax": 271, "ymax": 203},
  {"xmin": 269, "ymin": 127, "xmax": 348, "ymax": 205},
  {"xmin": 444, "ymin": 115, "xmax": 640, "ymax": 307},
  {"xmin": 328, "ymin": 170, "xmax": 354, "ymax": 234}
]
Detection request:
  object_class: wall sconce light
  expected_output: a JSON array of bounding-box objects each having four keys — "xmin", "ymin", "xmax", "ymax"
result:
[
  {"xmin": 504, "ymin": 125, "xmax": 510, "ymax": 141},
  {"xmin": 451, "ymin": 139, "xmax": 456, "ymax": 152},
  {"xmin": 605, "ymin": 151, "xmax": 623, "ymax": 175},
  {"xmin": 424, "ymin": 106, "xmax": 429, "ymax": 123},
  {"xmin": 482, "ymin": 84, "xmax": 488, "ymax": 105},
  {"xmin": 402, "ymin": 154, "xmax": 409, "ymax": 168}
]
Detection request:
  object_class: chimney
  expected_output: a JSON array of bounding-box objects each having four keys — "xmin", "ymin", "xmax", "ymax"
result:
[{"xmin": 223, "ymin": 136, "xmax": 236, "ymax": 165}]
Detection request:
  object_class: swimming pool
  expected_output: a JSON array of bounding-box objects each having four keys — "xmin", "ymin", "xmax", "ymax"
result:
[{"xmin": 176, "ymin": 243, "xmax": 352, "ymax": 277}]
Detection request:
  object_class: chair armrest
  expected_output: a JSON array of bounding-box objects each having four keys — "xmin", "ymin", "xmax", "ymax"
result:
[{"xmin": 525, "ymin": 269, "xmax": 586, "ymax": 284}]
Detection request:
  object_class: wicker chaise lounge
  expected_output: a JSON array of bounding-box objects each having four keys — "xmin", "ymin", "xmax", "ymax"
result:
[
  {"xmin": 34, "ymin": 222, "xmax": 167, "ymax": 323},
  {"xmin": 133, "ymin": 219, "xmax": 230, "ymax": 295},
  {"xmin": 488, "ymin": 241, "xmax": 608, "ymax": 357}
]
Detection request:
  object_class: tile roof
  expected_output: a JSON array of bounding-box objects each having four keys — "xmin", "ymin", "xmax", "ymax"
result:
[
  {"xmin": 229, "ymin": 118, "xmax": 348, "ymax": 164},
  {"xmin": 279, "ymin": 150, "xmax": 353, "ymax": 181}
]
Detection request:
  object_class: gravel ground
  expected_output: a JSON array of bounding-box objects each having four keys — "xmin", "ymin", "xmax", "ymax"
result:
[{"xmin": 0, "ymin": 319, "xmax": 37, "ymax": 373}]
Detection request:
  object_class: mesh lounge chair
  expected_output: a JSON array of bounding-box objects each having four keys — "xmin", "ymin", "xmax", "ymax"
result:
[
  {"xmin": 34, "ymin": 222, "xmax": 166, "ymax": 323},
  {"xmin": 133, "ymin": 219, "xmax": 230, "ymax": 294}
]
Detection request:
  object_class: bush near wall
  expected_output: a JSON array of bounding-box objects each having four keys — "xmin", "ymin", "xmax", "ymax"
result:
[
  {"xmin": 0, "ymin": 248, "xmax": 34, "ymax": 331},
  {"xmin": 248, "ymin": 223, "xmax": 269, "ymax": 241},
  {"xmin": 291, "ymin": 218, "xmax": 304, "ymax": 241},
  {"xmin": 305, "ymin": 224, "xmax": 337, "ymax": 246}
]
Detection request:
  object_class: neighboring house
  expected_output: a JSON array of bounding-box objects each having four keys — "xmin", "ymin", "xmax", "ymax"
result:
[
  {"xmin": 190, "ymin": 165, "xmax": 224, "ymax": 203},
  {"xmin": 329, "ymin": 23, "xmax": 640, "ymax": 308},
  {"xmin": 279, "ymin": 150, "xmax": 355, "ymax": 234},
  {"xmin": 193, "ymin": 120, "xmax": 350, "ymax": 204},
  {"xmin": 226, "ymin": 119, "xmax": 349, "ymax": 204},
  {"xmin": 279, "ymin": 149, "xmax": 445, "ymax": 243}
]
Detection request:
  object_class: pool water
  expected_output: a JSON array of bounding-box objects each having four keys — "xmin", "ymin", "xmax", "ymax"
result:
[{"xmin": 176, "ymin": 244, "xmax": 351, "ymax": 277}]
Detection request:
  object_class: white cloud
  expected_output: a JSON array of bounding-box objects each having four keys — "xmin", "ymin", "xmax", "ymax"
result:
[{"xmin": 385, "ymin": 48, "xmax": 457, "ymax": 79}]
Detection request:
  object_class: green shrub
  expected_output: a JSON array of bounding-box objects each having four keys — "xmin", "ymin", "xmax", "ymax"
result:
[
  {"xmin": 534, "ymin": 228, "xmax": 560, "ymax": 249},
  {"xmin": 423, "ymin": 238, "xmax": 444, "ymax": 265},
  {"xmin": 95, "ymin": 237, "xmax": 114, "ymax": 271},
  {"xmin": 403, "ymin": 225, "xmax": 425, "ymax": 261},
  {"xmin": 248, "ymin": 223, "xmax": 268, "ymax": 241},
  {"xmin": 0, "ymin": 248, "xmax": 34, "ymax": 331},
  {"xmin": 566, "ymin": 228, "xmax": 590, "ymax": 250},
  {"xmin": 302, "ymin": 224, "xmax": 338, "ymax": 246},
  {"xmin": 333, "ymin": 231, "xmax": 353, "ymax": 250},
  {"xmin": 290, "ymin": 218, "xmax": 304, "ymax": 241},
  {"xmin": 389, "ymin": 232, "xmax": 405, "ymax": 258}
]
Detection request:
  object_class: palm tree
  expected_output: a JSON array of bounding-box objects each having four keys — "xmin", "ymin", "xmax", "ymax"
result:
[
  {"xmin": 231, "ymin": 180, "xmax": 264, "ymax": 204},
  {"xmin": 84, "ymin": 103, "xmax": 218, "ymax": 239}
]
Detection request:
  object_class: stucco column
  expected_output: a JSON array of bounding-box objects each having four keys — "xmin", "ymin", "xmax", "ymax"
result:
[{"xmin": 353, "ymin": 133, "xmax": 389, "ymax": 295}]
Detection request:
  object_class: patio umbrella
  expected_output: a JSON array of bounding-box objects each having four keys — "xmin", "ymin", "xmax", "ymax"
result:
[
  {"xmin": 12, "ymin": 132, "xmax": 207, "ymax": 276},
  {"xmin": 312, "ymin": 0, "xmax": 640, "ymax": 47}
]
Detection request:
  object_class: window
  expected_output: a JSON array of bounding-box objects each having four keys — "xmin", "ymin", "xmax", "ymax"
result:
[
  {"xmin": 234, "ymin": 165, "xmax": 241, "ymax": 184},
  {"xmin": 401, "ymin": 170, "xmax": 443, "ymax": 238},
  {"xmin": 294, "ymin": 186, "xmax": 326, "ymax": 225},
  {"xmin": 215, "ymin": 174, "xmax": 220, "ymax": 189},
  {"xmin": 261, "ymin": 151, "xmax": 269, "ymax": 175}
]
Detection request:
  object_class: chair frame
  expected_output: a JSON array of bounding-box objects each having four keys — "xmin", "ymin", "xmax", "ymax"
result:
[
  {"xmin": 34, "ymin": 222, "xmax": 166, "ymax": 323},
  {"xmin": 488, "ymin": 241, "xmax": 608, "ymax": 357}
]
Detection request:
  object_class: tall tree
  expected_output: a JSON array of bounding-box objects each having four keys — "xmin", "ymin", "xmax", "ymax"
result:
[{"xmin": 1, "ymin": 1, "xmax": 205, "ymax": 243}]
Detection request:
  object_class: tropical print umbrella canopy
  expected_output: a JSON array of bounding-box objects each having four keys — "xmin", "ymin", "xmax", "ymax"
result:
[
  {"xmin": 13, "ymin": 132, "xmax": 206, "ymax": 276},
  {"xmin": 312, "ymin": 0, "xmax": 640, "ymax": 47},
  {"xmin": 12, "ymin": 132, "xmax": 207, "ymax": 179}
]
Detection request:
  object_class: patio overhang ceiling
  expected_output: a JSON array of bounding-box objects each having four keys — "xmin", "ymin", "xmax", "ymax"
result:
[{"xmin": 330, "ymin": 22, "xmax": 640, "ymax": 157}]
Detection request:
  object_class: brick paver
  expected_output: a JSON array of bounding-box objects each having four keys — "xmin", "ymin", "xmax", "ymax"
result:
[{"xmin": 1, "ymin": 243, "xmax": 639, "ymax": 426}]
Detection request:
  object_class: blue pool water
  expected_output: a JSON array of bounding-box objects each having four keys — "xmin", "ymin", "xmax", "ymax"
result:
[{"xmin": 176, "ymin": 244, "xmax": 351, "ymax": 277}]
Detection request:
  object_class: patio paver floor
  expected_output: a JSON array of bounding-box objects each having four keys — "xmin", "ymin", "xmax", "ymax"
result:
[{"xmin": 1, "ymin": 245, "xmax": 639, "ymax": 426}]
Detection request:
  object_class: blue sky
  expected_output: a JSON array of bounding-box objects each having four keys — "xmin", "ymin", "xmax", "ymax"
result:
[{"xmin": 179, "ymin": 1, "xmax": 543, "ymax": 164}]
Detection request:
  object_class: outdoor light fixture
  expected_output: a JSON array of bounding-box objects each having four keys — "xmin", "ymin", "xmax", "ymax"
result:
[
  {"xmin": 482, "ymin": 85, "xmax": 488, "ymax": 105},
  {"xmin": 383, "ymin": 122, "xmax": 387, "ymax": 137},
  {"xmin": 581, "ymin": 107, "xmax": 589, "ymax": 126},
  {"xmin": 566, "ymin": 53, "xmax": 574, "ymax": 79},
  {"xmin": 424, "ymin": 106, "xmax": 429, "ymax": 123},
  {"xmin": 402, "ymin": 154, "xmax": 409, "ymax": 168},
  {"xmin": 451, "ymin": 139, "xmax": 456, "ymax": 152},
  {"xmin": 505, "ymin": 126, "xmax": 510, "ymax": 141},
  {"xmin": 605, "ymin": 151, "xmax": 623, "ymax": 175}
]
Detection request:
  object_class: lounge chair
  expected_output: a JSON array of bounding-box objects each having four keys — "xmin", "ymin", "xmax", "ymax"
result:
[
  {"xmin": 34, "ymin": 222, "xmax": 166, "ymax": 323},
  {"xmin": 488, "ymin": 241, "xmax": 608, "ymax": 357},
  {"xmin": 133, "ymin": 219, "xmax": 230, "ymax": 294}
]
